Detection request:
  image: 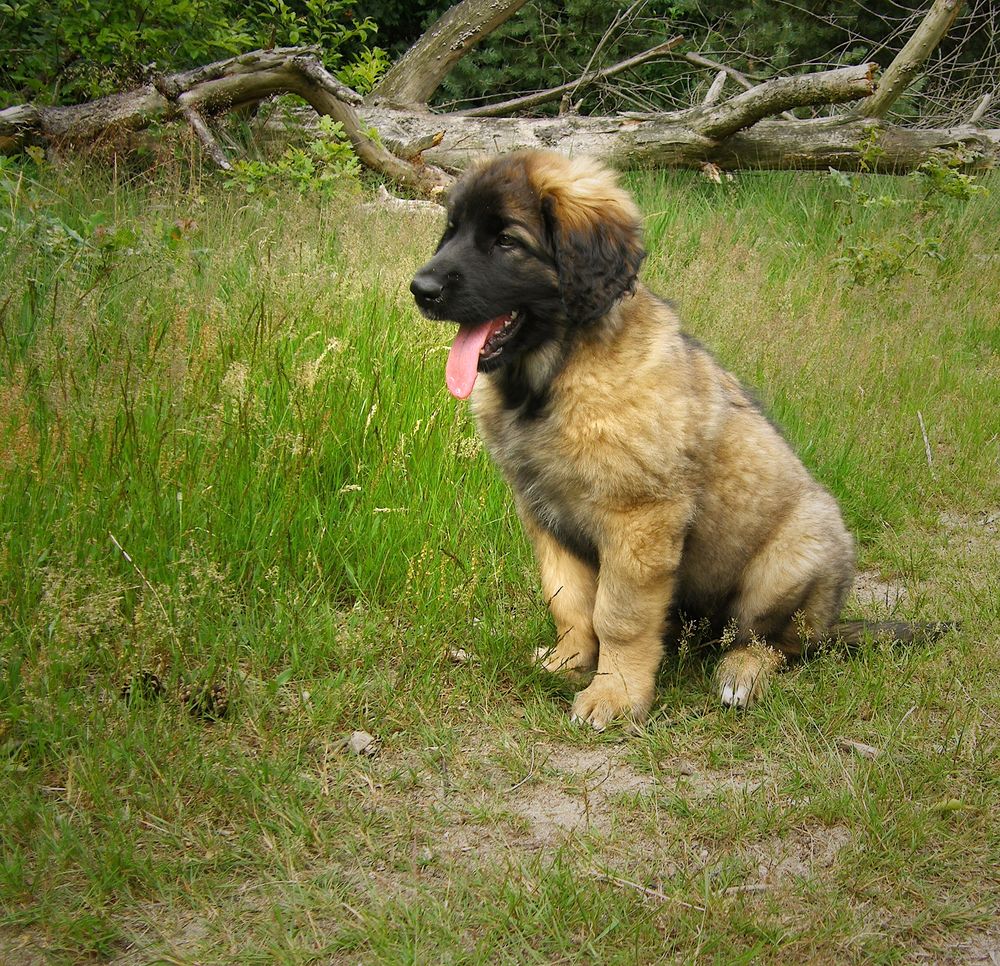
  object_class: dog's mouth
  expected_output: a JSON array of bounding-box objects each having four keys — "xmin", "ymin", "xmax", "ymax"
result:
[{"xmin": 446, "ymin": 310, "xmax": 524, "ymax": 399}]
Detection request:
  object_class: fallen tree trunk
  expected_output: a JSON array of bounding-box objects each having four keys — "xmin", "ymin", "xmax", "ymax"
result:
[
  {"xmin": 358, "ymin": 0, "xmax": 996, "ymax": 174},
  {"xmin": 360, "ymin": 104, "xmax": 1000, "ymax": 173}
]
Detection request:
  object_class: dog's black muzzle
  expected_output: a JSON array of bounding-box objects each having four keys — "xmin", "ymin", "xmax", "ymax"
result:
[{"xmin": 410, "ymin": 267, "xmax": 446, "ymax": 311}]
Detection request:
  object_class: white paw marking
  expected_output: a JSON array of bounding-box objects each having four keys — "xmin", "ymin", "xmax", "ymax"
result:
[{"xmin": 719, "ymin": 681, "xmax": 752, "ymax": 709}]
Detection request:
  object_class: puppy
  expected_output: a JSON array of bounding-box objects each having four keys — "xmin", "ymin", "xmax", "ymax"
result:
[{"xmin": 411, "ymin": 150, "xmax": 921, "ymax": 730}]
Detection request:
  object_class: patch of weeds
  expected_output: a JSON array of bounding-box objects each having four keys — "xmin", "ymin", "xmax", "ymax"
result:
[
  {"xmin": 831, "ymin": 131, "xmax": 988, "ymax": 285},
  {"xmin": 225, "ymin": 116, "xmax": 361, "ymax": 196}
]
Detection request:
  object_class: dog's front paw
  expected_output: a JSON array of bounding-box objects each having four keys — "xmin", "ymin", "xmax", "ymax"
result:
[{"xmin": 570, "ymin": 675, "xmax": 652, "ymax": 731}]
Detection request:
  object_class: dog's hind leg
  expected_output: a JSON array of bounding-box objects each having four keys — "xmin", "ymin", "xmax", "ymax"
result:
[
  {"xmin": 718, "ymin": 494, "xmax": 854, "ymax": 709},
  {"xmin": 716, "ymin": 643, "xmax": 786, "ymax": 709},
  {"xmin": 525, "ymin": 518, "xmax": 599, "ymax": 675}
]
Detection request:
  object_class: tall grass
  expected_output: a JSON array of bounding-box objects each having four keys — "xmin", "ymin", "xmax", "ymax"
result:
[
  {"xmin": 633, "ymin": 168, "xmax": 998, "ymax": 541},
  {"xmin": 0, "ymin": 156, "xmax": 996, "ymax": 961}
]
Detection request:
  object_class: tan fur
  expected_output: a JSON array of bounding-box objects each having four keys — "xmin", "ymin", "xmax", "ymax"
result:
[{"xmin": 460, "ymin": 151, "xmax": 855, "ymax": 729}]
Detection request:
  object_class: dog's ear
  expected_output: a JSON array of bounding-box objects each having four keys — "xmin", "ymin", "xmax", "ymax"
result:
[{"xmin": 538, "ymin": 158, "xmax": 646, "ymax": 325}]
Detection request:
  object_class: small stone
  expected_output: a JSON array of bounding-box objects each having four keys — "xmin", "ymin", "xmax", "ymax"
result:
[
  {"xmin": 836, "ymin": 737, "xmax": 879, "ymax": 759},
  {"xmin": 348, "ymin": 730, "xmax": 377, "ymax": 757}
]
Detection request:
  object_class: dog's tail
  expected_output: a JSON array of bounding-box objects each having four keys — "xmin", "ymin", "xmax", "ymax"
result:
[
  {"xmin": 832, "ymin": 620, "xmax": 959, "ymax": 645},
  {"xmin": 798, "ymin": 620, "xmax": 959, "ymax": 657}
]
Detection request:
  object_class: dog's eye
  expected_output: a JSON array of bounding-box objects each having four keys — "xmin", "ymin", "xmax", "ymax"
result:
[{"xmin": 496, "ymin": 232, "xmax": 519, "ymax": 250}]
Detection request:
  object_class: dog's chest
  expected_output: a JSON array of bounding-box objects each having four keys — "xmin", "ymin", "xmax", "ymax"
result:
[
  {"xmin": 470, "ymin": 337, "xmax": 683, "ymax": 563},
  {"xmin": 478, "ymin": 403, "xmax": 584, "ymax": 508},
  {"xmin": 471, "ymin": 381, "xmax": 625, "ymax": 565}
]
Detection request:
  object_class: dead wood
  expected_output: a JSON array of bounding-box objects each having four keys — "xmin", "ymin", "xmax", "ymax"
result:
[
  {"xmin": 360, "ymin": 102, "xmax": 998, "ymax": 173},
  {"xmin": 0, "ymin": 47, "xmax": 451, "ymax": 197},
  {"xmin": 2, "ymin": 1, "xmax": 993, "ymax": 188},
  {"xmin": 370, "ymin": 0, "xmax": 530, "ymax": 107},
  {"xmin": 859, "ymin": 0, "xmax": 964, "ymax": 118},
  {"xmin": 457, "ymin": 35, "xmax": 684, "ymax": 118}
]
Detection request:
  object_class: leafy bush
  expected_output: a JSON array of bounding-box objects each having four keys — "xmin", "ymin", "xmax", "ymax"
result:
[
  {"xmin": 831, "ymin": 139, "xmax": 989, "ymax": 286},
  {"xmin": 224, "ymin": 115, "xmax": 361, "ymax": 195},
  {"xmin": 0, "ymin": 0, "xmax": 386, "ymax": 107}
]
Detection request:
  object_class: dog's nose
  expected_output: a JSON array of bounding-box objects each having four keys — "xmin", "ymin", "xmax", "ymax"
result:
[{"xmin": 410, "ymin": 270, "xmax": 443, "ymax": 303}]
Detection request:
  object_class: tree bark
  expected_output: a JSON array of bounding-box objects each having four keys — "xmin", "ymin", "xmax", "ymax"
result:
[
  {"xmin": 370, "ymin": 0, "xmax": 530, "ymax": 107},
  {"xmin": 360, "ymin": 104, "xmax": 999, "ymax": 173},
  {"xmin": 858, "ymin": 0, "xmax": 964, "ymax": 118},
  {"xmin": 682, "ymin": 52, "xmax": 796, "ymax": 120},
  {"xmin": 695, "ymin": 65, "xmax": 875, "ymax": 139}
]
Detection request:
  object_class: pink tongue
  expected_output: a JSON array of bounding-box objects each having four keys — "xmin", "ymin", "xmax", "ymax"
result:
[{"xmin": 445, "ymin": 316, "xmax": 509, "ymax": 399}]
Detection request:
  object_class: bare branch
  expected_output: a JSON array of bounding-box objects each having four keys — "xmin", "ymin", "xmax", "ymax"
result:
[
  {"xmin": 292, "ymin": 54, "xmax": 365, "ymax": 106},
  {"xmin": 458, "ymin": 36, "xmax": 684, "ymax": 119},
  {"xmin": 384, "ymin": 130, "xmax": 445, "ymax": 161},
  {"xmin": 859, "ymin": 0, "xmax": 964, "ymax": 118},
  {"xmin": 969, "ymin": 91, "xmax": 993, "ymax": 125},
  {"xmin": 696, "ymin": 64, "xmax": 877, "ymax": 140},
  {"xmin": 682, "ymin": 52, "xmax": 758, "ymax": 90},
  {"xmin": 682, "ymin": 52, "xmax": 797, "ymax": 120},
  {"xmin": 702, "ymin": 70, "xmax": 727, "ymax": 107},
  {"xmin": 371, "ymin": 0, "xmax": 529, "ymax": 107},
  {"xmin": 181, "ymin": 107, "xmax": 231, "ymax": 169}
]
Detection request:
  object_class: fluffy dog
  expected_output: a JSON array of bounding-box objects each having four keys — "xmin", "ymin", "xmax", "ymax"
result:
[{"xmin": 411, "ymin": 149, "xmax": 927, "ymax": 730}]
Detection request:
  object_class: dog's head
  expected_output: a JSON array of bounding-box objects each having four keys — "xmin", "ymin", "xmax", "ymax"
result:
[{"xmin": 410, "ymin": 150, "xmax": 645, "ymax": 399}]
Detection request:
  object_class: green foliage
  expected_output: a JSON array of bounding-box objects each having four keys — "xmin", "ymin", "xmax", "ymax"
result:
[
  {"xmin": 245, "ymin": 0, "xmax": 380, "ymax": 71},
  {"xmin": 0, "ymin": 0, "xmax": 249, "ymax": 105},
  {"xmin": 830, "ymin": 137, "xmax": 989, "ymax": 286},
  {"xmin": 337, "ymin": 44, "xmax": 391, "ymax": 95},
  {"xmin": 0, "ymin": 0, "xmax": 386, "ymax": 107},
  {"xmin": 225, "ymin": 115, "xmax": 360, "ymax": 195},
  {"xmin": 350, "ymin": 0, "xmax": 448, "ymax": 57}
]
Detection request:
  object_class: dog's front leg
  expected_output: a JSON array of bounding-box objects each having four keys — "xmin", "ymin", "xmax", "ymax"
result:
[
  {"xmin": 521, "ymin": 513, "xmax": 599, "ymax": 674},
  {"xmin": 570, "ymin": 507, "xmax": 685, "ymax": 731}
]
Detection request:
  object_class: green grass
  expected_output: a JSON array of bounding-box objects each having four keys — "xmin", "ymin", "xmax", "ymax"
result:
[{"xmin": 0, "ymin": 156, "xmax": 997, "ymax": 963}]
